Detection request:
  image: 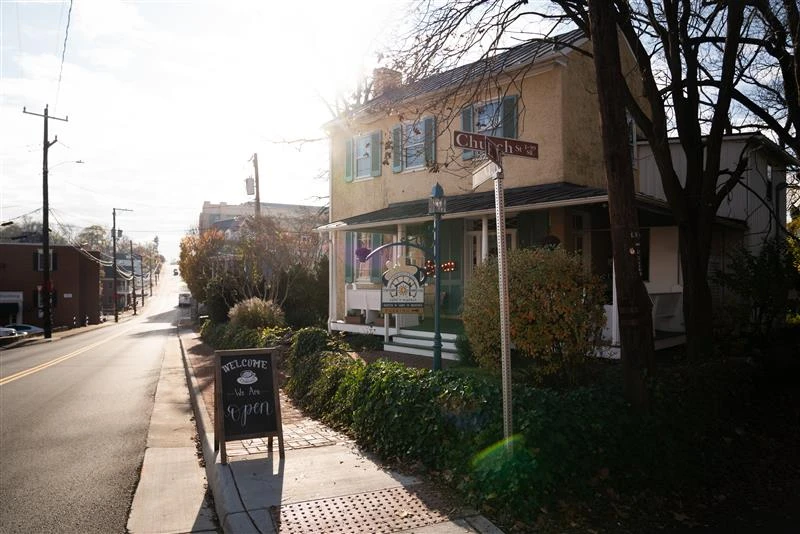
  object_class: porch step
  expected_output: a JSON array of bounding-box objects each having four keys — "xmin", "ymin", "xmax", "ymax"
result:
[
  {"xmin": 382, "ymin": 342, "xmax": 461, "ymax": 361},
  {"xmin": 384, "ymin": 329, "xmax": 460, "ymax": 361},
  {"xmin": 396, "ymin": 329, "xmax": 459, "ymax": 342}
]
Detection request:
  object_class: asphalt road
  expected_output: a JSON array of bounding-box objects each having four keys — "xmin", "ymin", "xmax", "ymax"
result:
[{"xmin": 0, "ymin": 272, "xmax": 188, "ymax": 534}]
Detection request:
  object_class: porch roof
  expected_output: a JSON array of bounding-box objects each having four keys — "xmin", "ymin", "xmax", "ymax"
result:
[{"xmin": 320, "ymin": 182, "xmax": 609, "ymax": 231}]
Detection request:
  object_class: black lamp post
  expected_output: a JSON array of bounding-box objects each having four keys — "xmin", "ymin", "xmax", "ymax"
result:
[{"xmin": 428, "ymin": 183, "xmax": 446, "ymax": 371}]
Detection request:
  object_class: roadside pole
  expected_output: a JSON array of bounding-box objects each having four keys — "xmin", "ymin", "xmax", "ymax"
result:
[
  {"xmin": 454, "ymin": 131, "xmax": 539, "ymax": 446},
  {"xmin": 488, "ymin": 140, "xmax": 513, "ymax": 445}
]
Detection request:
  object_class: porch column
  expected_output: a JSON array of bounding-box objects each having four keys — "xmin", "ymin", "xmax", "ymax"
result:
[
  {"xmin": 481, "ymin": 217, "xmax": 489, "ymax": 263},
  {"xmin": 395, "ymin": 224, "xmax": 405, "ymax": 266},
  {"xmin": 328, "ymin": 230, "xmax": 337, "ymax": 333}
]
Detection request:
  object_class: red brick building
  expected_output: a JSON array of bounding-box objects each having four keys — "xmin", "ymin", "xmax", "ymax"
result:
[{"xmin": 0, "ymin": 243, "xmax": 102, "ymax": 327}]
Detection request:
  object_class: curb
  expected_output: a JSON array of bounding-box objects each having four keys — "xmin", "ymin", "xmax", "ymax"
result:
[{"xmin": 178, "ymin": 328, "xmax": 262, "ymax": 534}]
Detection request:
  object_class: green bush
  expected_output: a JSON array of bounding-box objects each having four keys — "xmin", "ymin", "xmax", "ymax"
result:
[
  {"xmin": 285, "ymin": 327, "xmax": 333, "ymax": 400},
  {"xmin": 229, "ymin": 297, "xmax": 285, "ymax": 329},
  {"xmin": 281, "ymin": 256, "xmax": 329, "ymax": 328},
  {"xmin": 199, "ymin": 318, "xmax": 290, "ymax": 350},
  {"xmin": 281, "ymin": 330, "xmax": 760, "ymax": 525},
  {"xmin": 714, "ymin": 238, "xmax": 800, "ymax": 339},
  {"xmin": 462, "ymin": 247, "xmax": 605, "ymax": 384}
]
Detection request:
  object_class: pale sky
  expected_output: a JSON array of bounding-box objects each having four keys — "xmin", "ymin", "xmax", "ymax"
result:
[{"xmin": 0, "ymin": 0, "xmax": 409, "ymax": 261}]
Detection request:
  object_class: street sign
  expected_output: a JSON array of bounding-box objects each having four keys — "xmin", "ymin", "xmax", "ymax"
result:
[{"xmin": 453, "ymin": 131, "xmax": 539, "ymax": 160}]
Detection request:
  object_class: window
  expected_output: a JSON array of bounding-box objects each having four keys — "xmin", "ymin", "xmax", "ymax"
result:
[
  {"xmin": 766, "ymin": 165, "xmax": 773, "ymax": 202},
  {"xmin": 461, "ymin": 95, "xmax": 517, "ymax": 160},
  {"xmin": 392, "ymin": 117, "xmax": 436, "ymax": 172},
  {"xmin": 344, "ymin": 131, "xmax": 382, "ymax": 182},
  {"xmin": 626, "ymin": 110, "xmax": 637, "ymax": 168},
  {"xmin": 33, "ymin": 250, "xmax": 57, "ymax": 272},
  {"xmin": 344, "ymin": 232, "xmax": 384, "ymax": 284}
]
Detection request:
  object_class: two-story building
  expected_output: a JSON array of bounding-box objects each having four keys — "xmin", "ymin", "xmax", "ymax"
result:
[
  {"xmin": 320, "ymin": 30, "xmax": 793, "ymax": 359},
  {"xmin": 0, "ymin": 243, "xmax": 102, "ymax": 327}
]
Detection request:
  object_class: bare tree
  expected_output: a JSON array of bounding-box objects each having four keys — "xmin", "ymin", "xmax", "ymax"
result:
[
  {"xmin": 587, "ymin": 0, "xmax": 655, "ymax": 408},
  {"xmin": 389, "ymin": 0, "xmax": 798, "ymax": 360}
]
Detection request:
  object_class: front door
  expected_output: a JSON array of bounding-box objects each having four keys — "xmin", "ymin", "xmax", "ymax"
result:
[{"xmin": 465, "ymin": 229, "xmax": 517, "ymax": 280}]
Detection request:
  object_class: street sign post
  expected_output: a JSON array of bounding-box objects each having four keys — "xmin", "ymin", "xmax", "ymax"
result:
[{"xmin": 454, "ymin": 130, "xmax": 538, "ymax": 447}]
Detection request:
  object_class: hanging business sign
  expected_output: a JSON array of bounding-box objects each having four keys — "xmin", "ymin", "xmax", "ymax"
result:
[{"xmin": 381, "ymin": 264, "xmax": 426, "ymax": 314}]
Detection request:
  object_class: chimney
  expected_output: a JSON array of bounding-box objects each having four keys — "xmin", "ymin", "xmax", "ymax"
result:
[{"xmin": 372, "ymin": 68, "xmax": 402, "ymax": 98}]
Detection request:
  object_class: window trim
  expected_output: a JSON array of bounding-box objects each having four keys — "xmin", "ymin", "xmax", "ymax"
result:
[
  {"xmin": 392, "ymin": 116, "xmax": 436, "ymax": 173},
  {"xmin": 354, "ymin": 134, "xmax": 373, "ymax": 180},
  {"xmin": 461, "ymin": 95, "xmax": 518, "ymax": 160}
]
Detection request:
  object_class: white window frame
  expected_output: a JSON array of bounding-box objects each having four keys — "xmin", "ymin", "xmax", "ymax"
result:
[
  {"xmin": 36, "ymin": 249, "xmax": 54, "ymax": 271},
  {"xmin": 473, "ymin": 99, "xmax": 503, "ymax": 137},
  {"xmin": 356, "ymin": 232, "xmax": 373, "ymax": 282},
  {"xmin": 403, "ymin": 121, "xmax": 426, "ymax": 170},
  {"xmin": 354, "ymin": 134, "xmax": 373, "ymax": 180}
]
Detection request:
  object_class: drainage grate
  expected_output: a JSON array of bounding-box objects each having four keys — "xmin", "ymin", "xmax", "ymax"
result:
[{"xmin": 269, "ymin": 485, "xmax": 457, "ymax": 533}]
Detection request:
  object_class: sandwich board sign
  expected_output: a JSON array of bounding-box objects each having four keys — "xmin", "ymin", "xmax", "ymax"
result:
[{"xmin": 215, "ymin": 347, "xmax": 284, "ymax": 463}]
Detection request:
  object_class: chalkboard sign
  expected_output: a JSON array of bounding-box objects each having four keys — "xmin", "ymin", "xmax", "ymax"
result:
[{"xmin": 215, "ymin": 348, "xmax": 284, "ymax": 463}]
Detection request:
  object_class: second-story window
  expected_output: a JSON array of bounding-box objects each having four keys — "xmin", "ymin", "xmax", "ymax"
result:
[
  {"xmin": 344, "ymin": 130, "xmax": 382, "ymax": 183},
  {"xmin": 461, "ymin": 95, "xmax": 517, "ymax": 160},
  {"xmin": 33, "ymin": 250, "xmax": 57, "ymax": 272},
  {"xmin": 392, "ymin": 117, "xmax": 436, "ymax": 173}
]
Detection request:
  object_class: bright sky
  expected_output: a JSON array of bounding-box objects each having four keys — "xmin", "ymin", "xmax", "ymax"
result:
[{"xmin": 0, "ymin": 0, "xmax": 408, "ymax": 261}]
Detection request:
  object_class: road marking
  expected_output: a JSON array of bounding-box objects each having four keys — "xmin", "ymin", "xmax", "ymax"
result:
[{"xmin": 0, "ymin": 328, "xmax": 134, "ymax": 387}]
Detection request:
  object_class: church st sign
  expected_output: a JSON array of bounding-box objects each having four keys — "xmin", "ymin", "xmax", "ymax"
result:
[{"xmin": 453, "ymin": 131, "xmax": 539, "ymax": 161}]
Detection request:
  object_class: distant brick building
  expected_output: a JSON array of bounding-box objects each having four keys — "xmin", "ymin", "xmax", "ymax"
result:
[{"xmin": 0, "ymin": 243, "xmax": 102, "ymax": 327}]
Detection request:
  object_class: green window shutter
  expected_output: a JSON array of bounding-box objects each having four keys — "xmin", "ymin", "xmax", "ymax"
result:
[
  {"xmin": 33, "ymin": 252, "xmax": 38, "ymax": 271},
  {"xmin": 369, "ymin": 234, "xmax": 383, "ymax": 283},
  {"xmin": 344, "ymin": 138, "xmax": 354, "ymax": 182},
  {"xmin": 461, "ymin": 106, "xmax": 474, "ymax": 160},
  {"xmin": 392, "ymin": 125, "xmax": 403, "ymax": 173},
  {"xmin": 370, "ymin": 130, "xmax": 382, "ymax": 177},
  {"xmin": 501, "ymin": 95, "xmax": 518, "ymax": 139},
  {"xmin": 423, "ymin": 117, "xmax": 436, "ymax": 167},
  {"xmin": 52, "ymin": 251, "xmax": 58, "ymax": 271},
  {"xmin": 344, "ymin": 232, "xmax": 354, "ymax": 283}
]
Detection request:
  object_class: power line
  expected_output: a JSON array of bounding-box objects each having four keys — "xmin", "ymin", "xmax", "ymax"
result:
[{"xmin": 54, "ymin": 0, "xmax": 73, "ymax": 112}]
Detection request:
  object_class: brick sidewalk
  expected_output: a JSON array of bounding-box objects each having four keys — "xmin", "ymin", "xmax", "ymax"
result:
[{"xmin": 180, "ymin": 330, "xmax": 350, "ymax": 457}]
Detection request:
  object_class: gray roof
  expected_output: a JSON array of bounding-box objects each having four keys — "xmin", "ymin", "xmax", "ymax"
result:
[
  {"xmin": 364, "ymin": 29, "xmax": 586, "ymax": 110},
  {"xmin": 336, "ymin": 182, "xmax": 607, "ymax": 227}
]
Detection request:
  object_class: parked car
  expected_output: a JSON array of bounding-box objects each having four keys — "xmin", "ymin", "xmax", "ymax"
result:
[
  {"xmin": 0, "ymin": 327, "xmax": 21, "ymax": 338},
  {"xmin": 5, "ymin": 323, "xmax": 44, "ymax": 335},
  {"xmin": 178, "ymin": 293, "xmax": 192, "ymax": 307}
]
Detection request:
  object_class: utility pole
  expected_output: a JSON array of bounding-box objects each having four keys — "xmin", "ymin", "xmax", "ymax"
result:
[
  {"xmin": 251, "ymin": 153, "xmax": 262, "ymax": 218},
  {"xmin": 112, "ymin": 207, "xmax": 132, "ymax": 322},
  {"xmin": 23, "ymin": 105, "xmax": 68, "ymax": 339},
  {"xmin": 130, "ymin": 241, "xmax": 137, "ymax": 315}
]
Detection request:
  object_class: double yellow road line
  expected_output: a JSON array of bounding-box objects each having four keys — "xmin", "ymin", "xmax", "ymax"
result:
[{"xmin": 0, "ymin": 328, "xmax": 131, "ymax": 387}]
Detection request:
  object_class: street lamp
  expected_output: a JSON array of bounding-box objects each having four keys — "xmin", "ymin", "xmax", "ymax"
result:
[
  {"xmin": 354, "ymin": 184, "xmax": 446, "ymax": 370},
  {"xmin": 428, "ymin": 183, "xmax": 447, "ymax": 371}
]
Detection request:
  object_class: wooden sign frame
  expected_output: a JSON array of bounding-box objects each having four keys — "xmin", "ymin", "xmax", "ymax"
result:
[{"xmin": 214, "ymin": 347, "xmax": 285, "ymax": 464}]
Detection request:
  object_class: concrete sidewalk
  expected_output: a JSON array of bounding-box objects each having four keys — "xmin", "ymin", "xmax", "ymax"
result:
[
  {"xmin": 127, "ymin": 332, "xmax": 217, "ymax": 534},
  {"xmin": 178, "ymin": 328, "xmax": 504, "ymax": 534}
]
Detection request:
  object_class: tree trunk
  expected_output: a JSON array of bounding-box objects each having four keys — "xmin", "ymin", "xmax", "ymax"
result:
[
  {"xmin": 678, "ymin": 218, "xmax": 715, "ymax": 359},
  {"xmin": 588, "ymin": 0, "xmax": 655, "ymax": 410}
]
